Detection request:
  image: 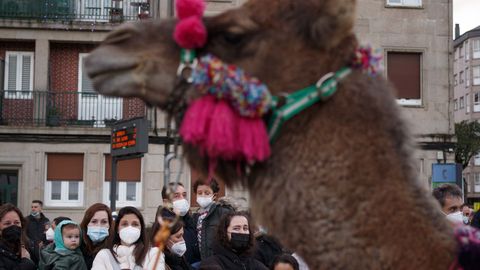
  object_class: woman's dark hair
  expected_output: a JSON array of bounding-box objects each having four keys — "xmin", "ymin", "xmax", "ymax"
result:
[
  {"xmin": 216, "ymin": 211, "xmax": 255, "ymax": 254},
  {"xmin": 109, "ymin": 206, "xmax": 149, "ymax": 267},
  {"xmin": 193, "ymin": 178, "xmax": 219, "ymax": 193},
  {"xmin": 80, "ymin": 203, "xmax": 113, "ymax": 255},
  {"xmin": 270, "ymin": 254, "xmax": 300, "ymax": 270},
  {"xmin": 150, "ymin": 206, "xmax": 184, "ymax": 244},
  {"xmin": 0, "ymin": 203, "xmax": 30, "ymax": 254}
]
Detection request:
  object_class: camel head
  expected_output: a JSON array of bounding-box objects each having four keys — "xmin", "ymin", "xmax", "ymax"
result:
[{"xmin": 86, "ymin": 0, "xmax": 357, "ymax": 107}]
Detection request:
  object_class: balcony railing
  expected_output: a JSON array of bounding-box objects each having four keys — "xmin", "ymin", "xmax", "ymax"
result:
[
  {"xmin": 0, "ymin": 0, "xmax": 150, "ymax": 23},
  {"xmin": 0, "ymin": 90, "xmax": 153, "ymax": 128}
]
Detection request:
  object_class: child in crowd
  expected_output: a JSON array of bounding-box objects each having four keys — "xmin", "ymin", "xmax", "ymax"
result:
[
  {"xmin": 39, "ymin": 220, "xmax": 87, "ymax": 270},
  {"xmin": 270, "ymin": 254, "xmax": 299, "ymax": 270}
]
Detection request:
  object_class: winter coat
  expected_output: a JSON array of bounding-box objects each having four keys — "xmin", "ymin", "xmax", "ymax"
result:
[
  {"xmin": 199, "ymin": 243, "xmax": 268, "ymax": 270},
  {"xmin": 193, "ymin": 202, "xmax": 233, "ymax": 260},
  {"xmin": 91, "ymin": 245, "xmax": 165, "ymax": 270},
  {"xmin": 0, "ymin": 242, "xmax": 36, "ymax": 270},
  {"xmin": 181, "ymin": 213, "xmax": 200, "ymax": 264},
  {"xmin": 38, "ymin": 243, "xmax": 87, "ymax": 270},
  {"xmin": 253, "ymin": 234, "xmax": 285, "ymax": 268},
  {"xmin": 25, "ymin": 213, "xmax": 49, "ymax": 246},
  {"xmin": 164, "ymin": 250, "xmax": 192, "ymax": 270}
]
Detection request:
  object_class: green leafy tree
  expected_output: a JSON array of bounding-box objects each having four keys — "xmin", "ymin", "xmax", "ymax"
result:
[{"xmin": 455, "ymin": 120, "xmax": 480, "ymax": 169}]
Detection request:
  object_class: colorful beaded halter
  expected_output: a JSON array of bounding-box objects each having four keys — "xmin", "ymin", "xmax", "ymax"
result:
[{"xmin": 173, "ymin": 0, "xmax": 382, "ymax": 165}]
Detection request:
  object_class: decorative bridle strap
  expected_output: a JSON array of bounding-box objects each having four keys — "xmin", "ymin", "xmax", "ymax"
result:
[{"xmin": 267, "ymin": 67, "xmax": 352, "ymax": 141}]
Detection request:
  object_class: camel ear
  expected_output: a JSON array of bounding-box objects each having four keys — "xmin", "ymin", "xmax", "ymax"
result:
[{"xmin": 289, "ymin": 0, "xmax": 356, "ymax": 49}]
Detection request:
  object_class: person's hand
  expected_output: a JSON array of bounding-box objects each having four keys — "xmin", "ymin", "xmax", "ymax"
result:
[{"xmin": 21, "ymin": 246, "xmax": 31, "ymax": 259}]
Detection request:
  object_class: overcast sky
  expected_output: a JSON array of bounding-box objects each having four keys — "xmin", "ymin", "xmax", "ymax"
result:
[{"xmin": 453, "ymin": 0, "xmax": 480, "ymax": 35}]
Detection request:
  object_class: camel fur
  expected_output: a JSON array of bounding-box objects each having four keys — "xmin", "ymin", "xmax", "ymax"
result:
[{"xmin": 85, "ymin": 0, "xmax": 458, "ymax": 268}]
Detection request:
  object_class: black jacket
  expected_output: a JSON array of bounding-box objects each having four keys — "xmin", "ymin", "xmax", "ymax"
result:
[
  {"xmin": 194, "ymin": 203, "xmax": 233, "ymax": 260},
  {"xmin": 25, "ymin": 213, "xmax": 49, "ymax": 246},
  {"xmin": 0, "ymin": 243, "xmax": 36, "ymax": 270},
  {"xmin": 199, "ymin": 243, "xmax": 268, "ymax": 270},
  {"xmin": 253, "ymin": 234, "xmax": 285, "ymax": 268},
  {"xmin": 164, "ymin": 250, "xmax": 193, "ymax": 270},
  {"xmin": 182, "ymin": 213, "xmax": 201, "ymax": 264}
]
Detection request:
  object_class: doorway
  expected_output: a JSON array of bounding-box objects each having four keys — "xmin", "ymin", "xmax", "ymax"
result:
[{"xmin": 0, "ymin": 170, "xmax": 18, "ymax": 206}]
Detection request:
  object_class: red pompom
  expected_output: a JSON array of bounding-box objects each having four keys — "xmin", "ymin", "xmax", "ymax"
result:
[
  {"xmin": 174, "ymin": 16, "xmax": 207, "ymax": 49},
  {"xmin": 176, "ymin": 0, "xmax": 205, "ymax": 19}
]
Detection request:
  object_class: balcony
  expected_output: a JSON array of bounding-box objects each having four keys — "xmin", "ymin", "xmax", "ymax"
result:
[
  {"xmin": 0, "ymin": 0, "xmax": 150, "ymax": 24},
  {"xmin": 0, "ymin": 90, "xmax": 154, "ymax": 128}
]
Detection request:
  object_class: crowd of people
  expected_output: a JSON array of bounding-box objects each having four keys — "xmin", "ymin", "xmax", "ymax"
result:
[{"xmin": 0, "ymin": 179, "xmax": 303, "ymax": 270}]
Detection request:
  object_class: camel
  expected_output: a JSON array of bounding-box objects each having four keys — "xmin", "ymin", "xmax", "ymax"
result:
[{"xmin": 84, "ymin": 0, "xmax": 460, "ymax": 268}]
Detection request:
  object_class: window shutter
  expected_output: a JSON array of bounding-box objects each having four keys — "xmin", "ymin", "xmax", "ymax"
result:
[
  {"xmin": 81, "ymin": 56, "xmax": 95, "ymax": 93},
  {"xmin": 7, "ymin": 54, "xmax": 17, "ymax": 91},
  {"xmin": 47, "ymin": 153, "xmax": 84, "ymax": 181},
  {"xmin": 387, "ymin": 52, "xmax": 421, "ymax": 100},
  {"xmin": 21, "ymin": 55, "xmax": 32, "ymax": 91},
  {"xmin": 105, "ymin": 155, "xmax": 141, "ymax": 182}
]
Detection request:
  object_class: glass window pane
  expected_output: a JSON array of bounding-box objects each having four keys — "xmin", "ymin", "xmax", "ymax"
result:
[
  {"xmin": 68, "ymin": 182, "xmax": 79, "ymax": 200},
  {"xmin": 126, "ymin": 183, "xmax": 136, "ymax": 201},
  {"xmin": 51, "ymin": 182, "xmax": 61, "ymax": 200}
]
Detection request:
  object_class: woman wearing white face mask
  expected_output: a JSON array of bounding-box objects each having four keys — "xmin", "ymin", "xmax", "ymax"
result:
[
  {"xmin": 156, "ymin": 208, "xmax": 193, "ymax": 270},
  {"xmin": 193, "ymin": 179, "xmax": 233, "ymax": 260},
  {"xmin": 92, "ymin": 207, "xmax": 165, "ymax": 270}
]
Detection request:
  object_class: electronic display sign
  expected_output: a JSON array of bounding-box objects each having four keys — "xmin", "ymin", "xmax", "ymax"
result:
[{"xmin": 111, "ymin": 117, "xmax": 148, "ymax": 157}]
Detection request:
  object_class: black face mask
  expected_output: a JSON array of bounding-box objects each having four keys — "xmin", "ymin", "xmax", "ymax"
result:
[
  {"xmin": 230, "ymin": 233, "xmax": 250, "ymax": 253},
  {"xmin": 2, "ymin": 225, "xmax": 22, "ymax": 243}
]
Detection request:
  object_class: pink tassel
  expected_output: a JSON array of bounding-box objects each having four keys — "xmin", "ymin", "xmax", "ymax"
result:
[
  {"xmin": 174, "ymin": 16, "xmax": 207, "ymax": 49},
  {"xmin": 175, "ymin": 0, "xmax": 205, "ymax": 19},
  {"xmin": 205, "ymin": 100, "xmax": 239, "ymax": 160},
  {"xmin": 237, "ymin": 117, "xmax": 271, "ymax": 162},
  {"xmin": 180, "ymin": 95, "xmax": 216, "ymax": 147}
]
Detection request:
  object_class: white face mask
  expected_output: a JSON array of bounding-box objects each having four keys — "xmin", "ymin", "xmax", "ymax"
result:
[
  {"xmin": 119, "ymin": 226, "xmax": 141, "ymax": 245},
  {"xmin": 446, "ymin": 211, "xmax": 464, "ymax": 224},
  {"xmin": 196, "ymin": 196, "xmax": 213, "ymax": 208},
  {"xmin": 46, "ymin": 227, "xmax": 55, "ymax": 241},
  {"xmin": 173, "ymin": 199, "xmax": 190, "ymax": 216},
  {"xmin": 169, "ymin": 241, "xmax": 187, "ymax": 257},
  {"xmin": 462, "ymin": 215, "xmax": 470, "ymax": 225}
]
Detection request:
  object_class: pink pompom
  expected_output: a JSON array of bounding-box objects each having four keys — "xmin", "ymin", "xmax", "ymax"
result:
[
  {"xmin": 205, "ymin": 100, "xmax": 239, "ymax": 160},
  {"xmin": 180, "ymin": 95, "xmax": 216, "ymax": 147},
  {"xmin": 176, "ymin": 0, "xmax": 205, "ymax": 19},
  {"xmin": 174, "ymin": 16, "xmax": 207, "ymax": 49},
  {"xmin": 237, "ymin": 117, "xmax": 271, "ymax": 162}
]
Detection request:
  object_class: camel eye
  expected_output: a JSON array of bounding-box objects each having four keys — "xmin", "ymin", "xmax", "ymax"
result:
[{"xmin": 222, "ymin": 32, "xmax": 245, "ymax": 45}]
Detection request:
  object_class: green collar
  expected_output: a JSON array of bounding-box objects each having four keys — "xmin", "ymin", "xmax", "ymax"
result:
[{"xmin": 267, "ymin": 67, "xmax": 352, "ymax": 141}]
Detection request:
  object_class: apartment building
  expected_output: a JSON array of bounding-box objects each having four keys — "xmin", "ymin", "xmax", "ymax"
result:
[
  {"xmin": 453, "ymin": 25, "xmax": 480, "ymax": 205},
  {"xmin": 355, "ymin": 0, "xmax": 455, "ymax": 187}
]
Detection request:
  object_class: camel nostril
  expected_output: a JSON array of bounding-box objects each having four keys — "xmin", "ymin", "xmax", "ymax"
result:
[{"xmin": 103, "ymin": 25, "xmax": 137, "ymax": 45}]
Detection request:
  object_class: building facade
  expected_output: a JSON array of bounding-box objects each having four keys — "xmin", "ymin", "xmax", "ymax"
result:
[
  {"xmin": 356, "ymin": 0, "xmax": 455, "ymax": 187},
  {"xmin": 453, "ymin": 26, "xmax": 480, "ymax": 205},
  {"xmin": 0, "ymin": 0, "xmax": 453, "ymax": 221}
]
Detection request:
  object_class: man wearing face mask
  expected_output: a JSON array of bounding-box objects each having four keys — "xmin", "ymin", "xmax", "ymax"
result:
[
  {"xmin": 193, "ymin": 179, "xmax": 234, "ymax": 261},
  {"xmin": 432, "ymin": 183, "xmax": 464, "ymax": 224},
  {"xmin": 161, "ymin": 182, "xmax": 200, "ymax": 265},
  {"xmin": 25, "ymin": 200, "xmax": 50, "ymax": 248}
]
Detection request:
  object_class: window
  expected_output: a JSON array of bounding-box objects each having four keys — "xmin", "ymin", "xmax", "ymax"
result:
[
  {"xmin": 455, "ymin": 48, "xmax": 458, "ymax": 61},
  {"xmin": 460, "ymin": 45, "xmax": 464, "ymax": 58},
  {"xmin": 474, "ymin": 93, "xmax": 480, "ymax": 112},
  {"xmin": 466, "ymin": 68, "xmax": 470, "ymax": 87},
  {"xmin": 475, "ymin": 173, "xmax": 480, "ymax": 193},
  {"xmin": 454, "ymin": 74, "xmax": 458, "ymax": 86},
  {"xmin": 454, "ymin": 99, "xmax": 458, "ymax": 111},
  {"xmin": 474, "ymin": 66, "xmax": 480, "ymax": 85},
  {"xmin": 4, "ymin": 51, "xmax": 34, "ymax": 99},
  {"xmin": 466, "ymin": 93, "xmax": 470, "ymax": 113},
  {"xmin": 103, "ymin": 155, "xmax": 142, "ymax": 207},
  {"xmin": 460, "ymin": 71, "xmax": 464, "ymax": 84},
  {"xmin": 473, "ymin": 40, "xmax": 480, "ymax": 59},
  {"xmin": 460, "ymin": 96, "xmax": 465, "ymax": 109},
  {"xmin": 386, "ymin": 0, "xmax": 422, "ymax": 7},
  {"xmin": 466, "ymin": 41, "xmax": 470, "ymax": 61},
  {"xmin": 387, "ymin": 51, "xmax": 422, "ymax": 106},
  {"xmin": 475, "ymin": 153, "xmax": 480, "ymax": 166},
  {"xmin": 45, "ymin": 153, "xmax": 84, "ymax": 207}
]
